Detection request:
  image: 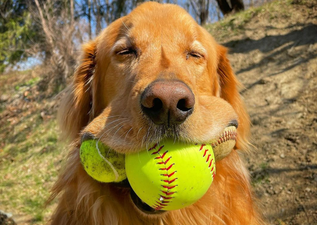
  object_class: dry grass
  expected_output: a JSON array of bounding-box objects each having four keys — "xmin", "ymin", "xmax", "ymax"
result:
[{"xmin": 0, "ymin": 69, "xmax": 67, "ymax": 224}]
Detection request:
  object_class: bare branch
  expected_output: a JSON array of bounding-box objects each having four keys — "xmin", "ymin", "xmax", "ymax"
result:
[{"xmin": 34, "ymin": 0, "xmax": 55, "ymax": 50}]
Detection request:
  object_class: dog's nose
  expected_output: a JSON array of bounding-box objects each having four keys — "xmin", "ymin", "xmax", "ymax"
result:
[{"xmin": 141, "ymin": 80, "xmax": 195, "ymax": 125}]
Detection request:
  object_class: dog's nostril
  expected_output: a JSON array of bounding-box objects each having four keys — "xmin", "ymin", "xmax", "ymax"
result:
[
  {"xmin": 152, "ymin": 98, "xmax": 163, "ymax": 111},
  {"xmin": 177, "ymin": 98, "xmax": 192, "ymax": 112},
  {"xmin": 141, "ymin": 80, "xmax": 195, "ymax": 126}
]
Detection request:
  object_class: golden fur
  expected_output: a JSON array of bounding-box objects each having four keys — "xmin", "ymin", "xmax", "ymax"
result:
[{"xmin": 49, "ymin": 2, "xmax": 264, "ymax": 224}]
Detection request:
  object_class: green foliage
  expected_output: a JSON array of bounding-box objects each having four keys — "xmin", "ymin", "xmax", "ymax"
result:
[{"xmin": 0, "ymin": 0, "xmax": 36, "ymax": 72}]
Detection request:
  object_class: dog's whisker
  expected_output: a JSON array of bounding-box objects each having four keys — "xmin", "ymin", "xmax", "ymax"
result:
[
  {"xmin": 136, "ymin": 127, "xmax": 143, "ymax": 140},
  {"xmin": 143, "ymin": 126, "xmax": 152, "ymax": 151},
  {"xmin": 97, "ymin": 118, "xmax": 129, "ymax": 141},
  {"xmin": 104, "ymin": 119, "xmax": 129, "ymax": 135},
  {"xmin": 141, "ymin": 129, "xmax": 147, "ymax": 150},
  {"xmin": 98, "ymin": 119, "xmax": 124, "ymax": 137},
  {"xmin": 123, "ymin": 127, "xmax": 133, "ymax": 142},
  {"xmin": 110, "ymin": 123, "xmax": 126, "ymax": 143}
]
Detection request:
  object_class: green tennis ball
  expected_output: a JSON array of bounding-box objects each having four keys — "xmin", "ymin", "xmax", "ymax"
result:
[
  {"xmin": 125, "ymin": 140, "xmax": 216, "ymax": 211},
  {"xmin": 80, "ymin": 140, "xmax": 126, "ymax": 183}
]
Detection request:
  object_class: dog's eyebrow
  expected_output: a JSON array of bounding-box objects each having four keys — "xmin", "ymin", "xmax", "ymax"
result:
[
  {"xmin": 118, "ymin": 20, "xmax": 133, "ymax": 37},
  {"xmin": 121, "ymin": 21, "xmax": 130, "ymax": 32},
  {"xmin": 191, "ymin": 40, "xmax": 207, "ymax": 56},
  {"xmin": 111, "ymin": 37, "xmax": 133, "ymax": 53}
]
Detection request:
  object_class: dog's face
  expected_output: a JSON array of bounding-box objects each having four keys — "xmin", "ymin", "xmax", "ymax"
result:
[{"xmin": 59, "ymin": 2, "xmax": 250, "ymax": 216}]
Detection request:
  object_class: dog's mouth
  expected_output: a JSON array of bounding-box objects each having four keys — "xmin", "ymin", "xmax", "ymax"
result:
[
  {"xmin": 111, "ymin": 123, "xmax": 238, "ymax": 215},
  {"xmin": 112, "ymin": 179, "xmax": 166, "ymax": 214},
  {"xmin": 130, "ymin": 188, "xmax": 166, "ymax": 214}
]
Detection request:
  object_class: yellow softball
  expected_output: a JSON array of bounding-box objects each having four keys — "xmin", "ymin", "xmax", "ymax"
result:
[{"xmin": 125, "ymin": 140, "xmax": 216, "ymax": 211}]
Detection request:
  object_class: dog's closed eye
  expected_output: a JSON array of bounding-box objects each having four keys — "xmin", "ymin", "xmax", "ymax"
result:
[
  {"xmin": 186, "ymin": 51, "xmax": 203, "ymax": 59},
  {"xmin": 113, "ymin": 38, "xmax": 138, "ymax": 58},
  {"xmin": 116, "ymin": 47, "xmax": 138, "ymax": 57}
]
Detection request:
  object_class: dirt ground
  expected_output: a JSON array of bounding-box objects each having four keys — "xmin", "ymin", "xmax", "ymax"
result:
[
  {"xmin": 216, "ymin": 1, "xmax": 317, "ymax": 224},
  {"xmin": 0, "ymin": 0, "xmax": 316, "ymax": 224}
]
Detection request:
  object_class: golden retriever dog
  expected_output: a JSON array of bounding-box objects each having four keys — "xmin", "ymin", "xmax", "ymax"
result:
[{"xmin": 49, "ymin": 2, "xmax": 264, "ymax": 225}]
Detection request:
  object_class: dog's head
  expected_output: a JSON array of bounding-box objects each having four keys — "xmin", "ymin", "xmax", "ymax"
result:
[{"xmin": 59, "ymin": 1, "xmax": 250, "ymax": 215}]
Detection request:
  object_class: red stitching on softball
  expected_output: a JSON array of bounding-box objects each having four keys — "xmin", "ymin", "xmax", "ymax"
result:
[
  {"xmin": 149, "ymin": 143, "xmax": 158, "ymax": 151},
  {"xmin": 199, "ymin": 144, "xmax": 206, "ymax": 151},
  {"xmin": 162, "ymin": 191, "xmax": 175, "ymax": 196},
  {"xmin": 160, "ymin": 195, "xmax": 173, "ymax": 200},
  {"xmin": 154, "ymin": 203, "xmax": 168, "ymax": 210},
  {"xmin": 206, "ymin": 154, "xmax": 211, "ymax": 162},
  {"xmin": 151, "ymin": 145, "xmax": 164, "ymax": 155},
  {"xmin": 209, "ymin": 159, "xmax": 214, "ymax": 167},
  {"xmin": 163, "ymin": 178, "xmax": 177, "ymax": 184},
  {"xmin": 200, "ymin": 144, "xmax": 216, "ymax": 180},
  {"xmin": 149, "ymin": 143, "xmax": 177, "ymax": 210},
  {"xmin": 155, "ymin": 150, "xmax": 168, "ymax": 159},
  {"xmin": 162, "ymin": 171, "xmax": 176, "ymax": 177},
  {"xmin": 160, "ymin": 163, "xmax": 174, "ymax": 171},
  {"xmin": 157, "ymin": 156, "xmax": 171, "ymax": 165},
  {"xmin": 162, "ymin": 185, "xmax": 177, "ymax": 189},
  {"xmin": 212, "ymin": 129, "xmax": 237, "ymax": 147}
]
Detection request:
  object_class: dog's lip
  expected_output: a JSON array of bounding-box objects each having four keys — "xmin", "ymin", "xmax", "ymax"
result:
[
  {"xmin": 111, "ymin": 179, "xmax": 165, "ymax": 214},
  {"xmin": 130, "ymin": 188, "xmax": 166, "ymax": 214},
  {"xmin": 81, "ymin": 132, "xmax": 96, "ymax": 142}
]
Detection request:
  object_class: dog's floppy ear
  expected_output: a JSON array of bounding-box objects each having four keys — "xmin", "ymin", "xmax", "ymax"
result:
[
  {"xmin": 58, "ymin": 41, "xmax": 96, "ymax": 140},
  {"xmin": 217, "ymin": 45, "xmax": 250, "ymax": 150}
]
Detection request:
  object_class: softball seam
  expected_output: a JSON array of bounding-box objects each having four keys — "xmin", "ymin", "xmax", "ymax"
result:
[
  {"xmin": 199, "ymin": 144, "xmax": 216, "ymax": 178},
  {"xmin": 149, "ymin": 143, "xmax": 177, "ymax": 210},
  {"xmin": 149, "ymin": 143, "xmax": 216, "ymax": 211},
  {"xmin": 211, "ymin": 129, "xmax": 237, "ymax": 148}
]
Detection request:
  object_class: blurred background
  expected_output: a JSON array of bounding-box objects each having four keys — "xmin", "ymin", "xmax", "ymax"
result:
[
  {"xmin": 0, "ymin": 0, "xmax": 316, "ymax": 224},
  {"xmin": 0, "ymin": 0, "xmax": 271, "ymax": 86}
]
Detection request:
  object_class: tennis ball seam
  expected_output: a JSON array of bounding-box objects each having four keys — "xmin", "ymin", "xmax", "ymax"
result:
[{"xmin": 149, "ymin": 143, "xmax": 178, "ymax": 210}]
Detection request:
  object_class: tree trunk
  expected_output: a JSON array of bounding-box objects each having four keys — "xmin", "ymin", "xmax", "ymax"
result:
[
  {"xmin": 189, "ymin": 0, "xmax": 209, "ymax": 25},
  {"xmin": 199, "ymin": 0, "xmax": 209, "ymax": 25},
  {"xmin": 216, "ymin": 0, "xmax": 244, "ymax": 16},
  {"xmin": 231, "ymin": 0, "xmax": 244, "ymax": 13}
]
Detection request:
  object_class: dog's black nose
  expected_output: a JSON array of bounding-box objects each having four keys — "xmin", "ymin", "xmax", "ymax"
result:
[{"xmin": 141, "ymin": 80, "xmax": 195, "ymax": 126}]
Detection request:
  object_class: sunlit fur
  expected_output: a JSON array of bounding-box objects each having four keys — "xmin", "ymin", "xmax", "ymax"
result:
[{"xmin": 51, "ymin": 2, "xmax": 264, "ymax": 225}]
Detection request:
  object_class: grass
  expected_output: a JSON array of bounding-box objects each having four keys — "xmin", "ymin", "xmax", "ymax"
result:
[
  {"xmin": 0, "ymin": 118, "xmax": 66, "ymax": 224},
  {"xmin": 0, "ymin": 69, "xmax": 67, "ymax": 224},
  {"xmin": 204, "ymin": 0, "xmax": 295, "ymax": 43},
  {"xmin": 0, "ymin": 118, "xmax": 66, "ymax": 223}
]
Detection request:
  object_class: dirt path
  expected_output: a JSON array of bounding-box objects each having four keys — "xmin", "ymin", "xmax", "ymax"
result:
[
  {"xmin": 1, "ymin": 1, "xmax": 316, "ymax": 224},
  {"xmin": 220, "ymin": 1, "xmax": 317, "ymax": 224}
]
